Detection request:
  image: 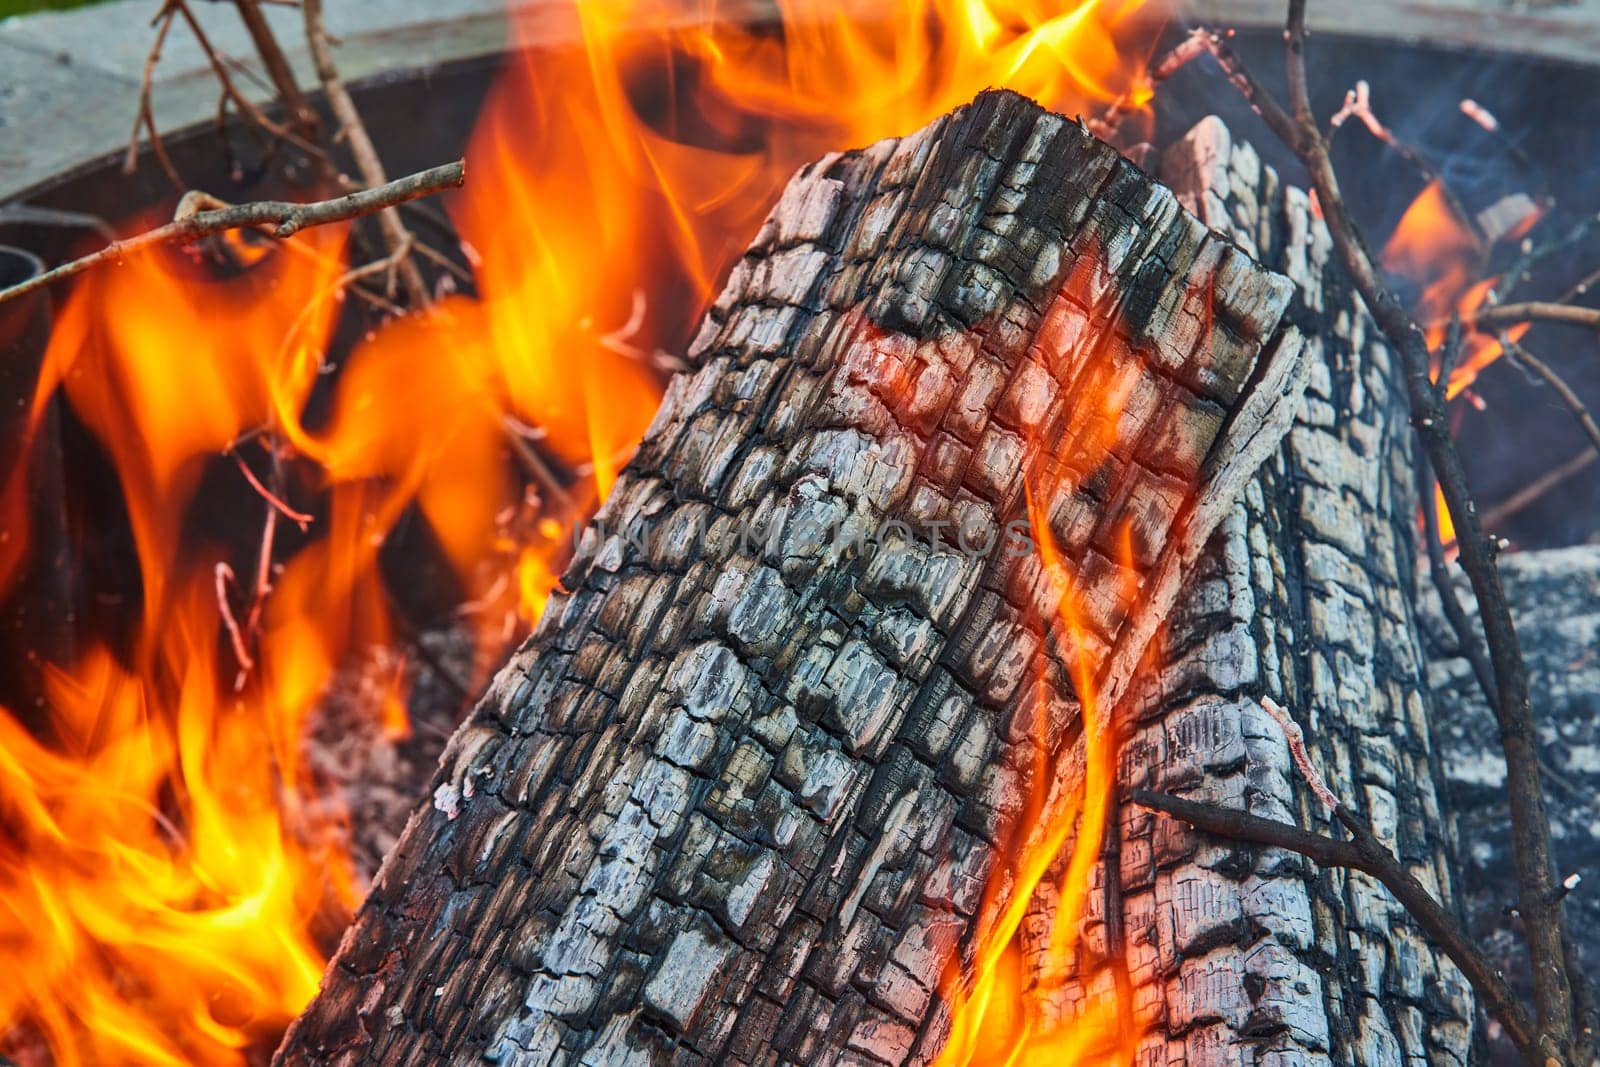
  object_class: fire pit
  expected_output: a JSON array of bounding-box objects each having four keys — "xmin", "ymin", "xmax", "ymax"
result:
[{"xmin": 1, "ymin": 2, "xmax": 1597, "ymax": 1065}]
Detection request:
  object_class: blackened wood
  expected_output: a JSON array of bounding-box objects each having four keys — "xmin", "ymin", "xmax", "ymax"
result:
[
  {"xmin": 1014, "ymin": 119, "xmax": 1475, "ymax": 1066},
  {"xmin": 275, "ymin": 91, "xmax": 1306, "ymax": 1065}
]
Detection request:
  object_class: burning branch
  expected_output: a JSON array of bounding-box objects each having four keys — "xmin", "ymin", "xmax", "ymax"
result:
[{"xmin": 0, "ymin": 160, "xmax": 464, "ymax": 309}]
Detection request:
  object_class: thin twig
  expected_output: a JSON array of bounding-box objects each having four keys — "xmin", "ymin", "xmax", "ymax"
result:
[
  {"xmin": 124, "ymin": 1, "xmax": 184, "ymax": 188},
  {"xmin": 1259, "ymin": 696, "xmax": 1339, "ymax": 812},
  {"xmin": 302, "ymin": 0, "xmax": 429, "ymax": 307},
  {"xmin": 232, "ymin": 452, "xmax": 313, "ymax": 529},
  {"xmin": 214, "ymin": 561, "xmax": 255, "ymax": 679},
  {"xmin": 0, "ymin": 160, "xmax": 465, "ymax": 308},
  {"xmin": 1483, "ymin": 449, "xmax": 1597, "ymax": 531},
  {"xmin": 1461, "ymin": 301, "xmax": 1600, "ymax": 333},
  {"xmin": 504, "ymin": 417, "xmax": 577, "ymax": 514},
  {"xmin": 1278, "ymin": 3, "xmax": 1572, "ymax": 1056},
  {"xmin": 1502, "ymin": 337, "xmax": 1600, "ymax": 460},
  {"xmin": 229, "ymin": 0, "xmax": 319, "ymax": 139},
  {"xmin": 1498, "ymin": 211, "xmax": 1600, "ymax": 302},
  {"xmin": 170, "ymin": 0, "xmax": 322, "ymax": 161},
  {"xmin": 1129, "ymin": 786, "xmax": 1538, "ymax": 1060}
]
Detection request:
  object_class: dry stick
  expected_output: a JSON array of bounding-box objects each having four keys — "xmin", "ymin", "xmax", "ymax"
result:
[
  {"xmin": 1421, "ymin": 322, "xmax": 1498, "ymax": 708},
  {"xmin": 1127, "ymin": 786, "xmax": 1538, "ymax": 1060},
  {"xmin": 1499, "ymin": 212, "xmax": 1600, "ymax": 302},
  {"xmin": 1279, "ymin": 2, "xmax": 1573, "ymax": 1057},
  {"xmin": 1185, "ymin": 10, "xmax": 1575, "ymax": 1058},
  {"xmin": 124, "ymin": 1, "xmax": 184, "ymax": 188},
  {"xmin": 229, "ymin": 0, "xmax": 319, "ymax": 140},
  {"xmin": 302, "ymin": 0, "xmax": 429, "ymax": 308},
  {"xmin": 170, "ymin": 0, "xmax": 321, "ymax": 161},
  {"xmin": 1484, "ymin": 449, "xmax": 1598, "ymax": 530},
  {"xmin": 0, "ymin": 160, "xmax": 465, "ymax": 309},
  {"xmin": 1464, "ymin": 302, "xmax": 1600, "ymax": 332},
  {"xmin": 1502, "ymin": 338, "xmax": 1600, "ymax": 460}
]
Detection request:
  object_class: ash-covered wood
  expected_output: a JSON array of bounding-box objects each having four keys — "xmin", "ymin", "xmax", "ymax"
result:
[
  {"xmin": 1018, "ymin": 118, "xmax": 1474, "ymax": 1065},
  {"xmin": 275, "ymin": 90, "xmax": 1307, "ymax": 1065}
]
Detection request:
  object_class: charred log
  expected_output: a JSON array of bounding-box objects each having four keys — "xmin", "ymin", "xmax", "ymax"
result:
[
  {"xmin": 276, "ymin": 90, "xmax": 1309, "ymax": 1064},
  {"xmin": 1024, "ymin": 118, "xmax": 1475, "ymax": 1065}
]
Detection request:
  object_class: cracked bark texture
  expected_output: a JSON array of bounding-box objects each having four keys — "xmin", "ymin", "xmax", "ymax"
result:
[
  {"xmin": 1019, "ymin": 118, "xmax": 1475, "ymax": 1066},
  {"xmin": 275, "ymin": 91, "xmax": 1308, "ymax": 1065}
]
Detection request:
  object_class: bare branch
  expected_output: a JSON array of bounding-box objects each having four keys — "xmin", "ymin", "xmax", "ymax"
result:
[
  {"xmin": 1502, "ymin": 337, "xmax": 1600, "ymax": 461},
  {"xmin": 1328, "ymin": 79, "xmax": 1482, "ymax": 247},
  {"xmin": 124, "ymin": 1, "xmax": 184, "ymax": 188},
  {"xmin": 0, "ymin": 160, "xmax": 465, "ymax": 309},
  {"xmin": 1421, "ymin": 463, "xmax": 1498, "ymax": 708},
  {"xmin": 230, "ymin": 0, "xmax": 320, "ymax": 139},
  {"xmin": 1462, "ymin": 301, "xmax": 1600, "ymax": 332},
  {"xmin": 1177, "ymin": 7, "xmax": 1577, "ymax": 1054},
  {"xmin": 1259, "ymin": 696, "xmax": 1340, "ymax": 812},
  {"xmin": 302, "ymin": 0, "xmax": 429, "ymax": 307},
  {"xmin": 1484, "ymin": 449, "xmax": 1597, "ymax": 531}
]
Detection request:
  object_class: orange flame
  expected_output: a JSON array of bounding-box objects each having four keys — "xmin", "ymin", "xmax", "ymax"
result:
[
  {"xmin": 934, "ymin": 293, "xmax": 1153, "ymax": 1065},
  {"xmin": 0, "ymin": 0, "xmax": 1161, "ymax": 1062},
  {"xmin": 1380, "ymin": 179, "xmax": 1534, "ymax": 399}
]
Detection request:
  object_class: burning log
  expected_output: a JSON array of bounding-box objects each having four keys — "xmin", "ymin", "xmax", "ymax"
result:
[
  {"xmin": 272, "ymin": 91, "xmax": 1312, "ymax": 1067},
  {"xmin": 276, "ymin": 88, "xmax": 1309, "ymax": 1064}
]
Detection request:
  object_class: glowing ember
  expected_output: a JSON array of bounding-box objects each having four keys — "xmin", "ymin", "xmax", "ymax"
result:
[{"xmin": 0, "ymin": 1, "xmax": 1161, "ymax": 1062}]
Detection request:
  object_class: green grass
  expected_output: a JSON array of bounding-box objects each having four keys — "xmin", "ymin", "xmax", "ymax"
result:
[{"xmin": 0, "ymin": 0, "xmax": 110, "ymax": 18}]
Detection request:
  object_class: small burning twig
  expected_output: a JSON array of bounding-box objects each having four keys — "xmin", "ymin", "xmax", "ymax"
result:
[
  {"xmin": 503, "ymin": 416, "xmax": 577, "ymax": 515},
  {"xmin": 302, "ymin": 0, "xmax": 430, "ymax": 308},
  {"xmin": 1088, "ymin": 28, "xmax": 1211, "ymax": 139},
  {"xmin": 232, "ymin": 452, "xmax": 312, "ymax": 531},
  {"xmin": 213, "ymin": 562, "xmax": 255, "ymax": 682},
  {"xmin": 0, "ymin": 160, "xmax": 465, "ymax": 309}
]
